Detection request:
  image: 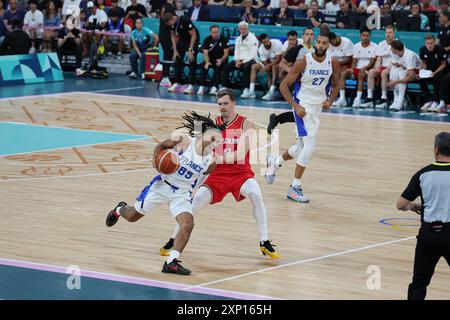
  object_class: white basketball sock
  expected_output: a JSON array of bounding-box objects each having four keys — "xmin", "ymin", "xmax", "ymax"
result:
[
  {"xmin": 368, "ymin": 89, "xmax": 373, "ymax": 99},
  {"xmin": 339, "ymin": 90, "xmax": 346, "ymax": 100},
  {"xmin": 356, "ymin": 91, "xmax": 362, "ymax": 100},
  {"xmin": 249, "ymin": 83, "xmax": 256, "ymax": 92},
  {"xmin": 275, "ymin": 155, "xmax": 285, "ymax": 167},
  {"xmin": 167, "ymin": 250, "xmax": 180, "ymax": 263},
  {"xmin": 292, "ymin": 178, "xmax": 302, "ymax": 188}
]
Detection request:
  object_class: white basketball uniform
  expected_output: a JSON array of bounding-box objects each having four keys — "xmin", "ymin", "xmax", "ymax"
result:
[
  {"xmin": 292, "ymin": 52, "xmax": 333, "ymax": 137},
  {"xmin": 134, "ymin": 138, "xmax": 214, "ymax": 217},
  {"xmin": 287, "ymin": 52, "xmax": 333, "ymax": 167}
]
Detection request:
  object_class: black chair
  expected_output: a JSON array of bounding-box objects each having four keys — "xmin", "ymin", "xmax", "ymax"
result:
[
  {"xmin": 423, "ymin": 11, "xmax": 438, "ymax": 32},
  {"xmin": 209, "ymin": 5, "xmax": 231, "ymax": 22},
  {"xmin": 229, "ymin": 15, "xmax": 242, "ymax": 23},
  {"xmin": 395, "ymin": 16, "xmax": 409, "ymax": 31},
  {"xmin": 381, "ymin": 14, "xmax": 393, "ymax": 29},
  {"xmin": 392, "ymin": 9, "xmax": 410, "ymax": 26},
  {"xmin": 277, "ymin": 17, "xmax": 294, "ymax": 26},
  {"xmin": 259, "ymin": 13, "xmax": 276, "ymax": 25},
  {"xmin": 294, "ymin": 18, "xmax": 311, "ymax": 27},
  {"xmin": 407, "ymin": 16, "xmax": 421, "ymax": 31}
]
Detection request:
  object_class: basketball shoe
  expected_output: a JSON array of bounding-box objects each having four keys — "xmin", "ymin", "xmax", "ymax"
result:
[
  {"xmin": 260, "ymin": 240, "xmax": 280, "ymax": 259},
  {"xmin": 106, "ymin": 201, "xmax": 127, "ymax": 227},
  {"xmin": 287, "ymin": 186, "xmax": 310, "ymax": 203},
  {"xmin": 162, "ymin": 259, "xmax": 191, "ymax": 275},
  {"xmin": 265, "ymin": 154, "xmax": 280, "ymax": 185}
]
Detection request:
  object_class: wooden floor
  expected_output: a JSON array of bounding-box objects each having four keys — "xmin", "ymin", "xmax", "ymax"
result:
[{"xmin": 1, "ymin": 92, "xmax": 450, "ymax": 299}]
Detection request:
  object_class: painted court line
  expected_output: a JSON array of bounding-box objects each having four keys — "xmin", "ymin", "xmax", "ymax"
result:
[
  {"xmin": 0, "ymin": 91, "xmax": 75, "ymax": 102},
  {"xmin": 80, "ymin": 91, "xmax": 450, "ymax": 126},
  {"xmin": 0, "ymin": 167, "xmax": 153, "ymax": 183},
  {"xmin": 183, "ymin": 236, "xmax": 416, "ymax": 291},
  {"xmin": 0, "ymin": 258, "xmax": 277, "ymax": 300},
  {"xmin": 90, "ymin": 86, "xmax": 145, "ymax": 93}
]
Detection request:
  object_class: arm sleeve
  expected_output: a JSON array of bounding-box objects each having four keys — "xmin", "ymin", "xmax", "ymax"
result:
[{"xmin": 401, "ymin": 171, "xmax": 422, "ymax": 201}]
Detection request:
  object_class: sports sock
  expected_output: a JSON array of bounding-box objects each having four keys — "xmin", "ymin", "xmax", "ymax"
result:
[
  {"xmin": 292, "ymin": 178, "xmax": 302, "ymax": 188},
  {"xmin": 249, "ymin": 83, "xmax": 256, "ymax": 92},
  {"xmin": 381, "ymin": 91, "xmax": 387, "ymax": 99},
  {"xmin": 269, "ymin": 85, "xmax": 276, "ymax": 93},
  {"xmin": 115, "ymin": 206, "xmax": 123, "ymax": 217},
  {"xmin": 356, "ymin": 91, "xmax": 362, "ymax": 100},
  {"xmin": 167, "ymin": 250, "xmax": 180, "ymax": 263},
  {"xmin": 275, "ymin": 155, "xmax": 285, "ymax": 167},
  {"xmin": 339, "ymin": 90, "xmax": 346, "ymax": 100},
  {"xmin": 367, "ymin": 89, "xmax": 373, "ymax": 99}
]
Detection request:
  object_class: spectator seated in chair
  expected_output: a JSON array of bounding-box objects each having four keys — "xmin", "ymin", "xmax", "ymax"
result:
[
  {"xmin": 104, "ymin": 5, "xmax": 127, "ymax": 59},
  {"xmin": 24, "ymin": 0, "xmax": 44, "ymax": 54},
  {"xmin": 41, "ymin": 0, "xmax": 61, "ymax": 53},
  {"xmin": 3, "ymin": 0, "xmax": 26, "ymax": 32},
  {"xmin": 186, "ymin": 0, "xmax": 210, "ymax": 21},
  {"xmin": 240, "ymin": 0, "xmax": 258, "ymax": 24},
  {"xmin": 129, "ymin": 17, "xmax": 159, "ymax": 80},
  {"xmin": 56, "ymin": 16, "xmax": 83, "ymax": 74},
  {"xmin": 1, "ymin": 18, "xmax": 31, "ymax": 54},
  {"xmin": 408, "ymin": 2, "xmax": 430, "ymax": 31}
]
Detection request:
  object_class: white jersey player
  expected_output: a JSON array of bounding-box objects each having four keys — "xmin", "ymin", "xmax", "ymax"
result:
[
  {"xmin": 105, "ymin": 112, "xmax": 223, "ymax": 275},
  {"xmin": 266, "ymin": 32, "xmax": 340, "ymax": 203},
  {"xmin": 388, "ymin": 40, "xmax": 421, "ymax": 111}
]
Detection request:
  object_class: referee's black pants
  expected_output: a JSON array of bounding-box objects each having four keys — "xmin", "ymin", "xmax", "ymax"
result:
[{"xmin": 408, "ymin": 223, "xmax": 450, "ymax": 300}]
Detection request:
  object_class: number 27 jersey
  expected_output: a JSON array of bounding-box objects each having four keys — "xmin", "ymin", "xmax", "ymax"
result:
[{"xmin": 296, "ymin": 52, "xmax": 333, "ymax": 106}]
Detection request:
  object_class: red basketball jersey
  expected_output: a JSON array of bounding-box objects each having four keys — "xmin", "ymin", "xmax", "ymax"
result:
[{"xmin": 211, "ymin": 114, "xmax": 253, "ymax": 175}]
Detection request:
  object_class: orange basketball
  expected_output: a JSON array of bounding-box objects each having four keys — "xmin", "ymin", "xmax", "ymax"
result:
[{"xmin": 155, "ymin": 149, "xmax": 180, "ymax": 174}]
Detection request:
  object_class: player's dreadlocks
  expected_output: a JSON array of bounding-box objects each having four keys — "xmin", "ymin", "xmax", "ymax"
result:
[{"xmin": 177, "ymin": 111, "xmax": 225, "ymax": 137}]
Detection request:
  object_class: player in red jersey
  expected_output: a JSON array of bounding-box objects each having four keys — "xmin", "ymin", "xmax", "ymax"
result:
[{"xmin": 160, "ymin": 88, "xmax": 279, "ymax": 259}]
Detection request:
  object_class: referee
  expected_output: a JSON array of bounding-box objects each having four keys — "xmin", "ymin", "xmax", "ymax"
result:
[{"xmin": 397, "ymin": 132, "xmax": 450, "ymax": 300}]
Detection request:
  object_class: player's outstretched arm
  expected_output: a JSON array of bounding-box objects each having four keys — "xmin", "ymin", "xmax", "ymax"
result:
[{"xmin": 280, "ymin": 57, "xmax": 306, "ymax": 118}]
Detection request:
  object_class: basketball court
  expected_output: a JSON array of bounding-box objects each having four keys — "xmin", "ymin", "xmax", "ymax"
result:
[{"xmin": 1, "ymin": 80, "xmax": 450, "ymax": 299}]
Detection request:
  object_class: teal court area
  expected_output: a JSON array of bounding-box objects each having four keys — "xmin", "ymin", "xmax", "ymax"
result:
[
  {"xmin": 0, "ymin": 259, "xmax": 241, "ymax": 300},
  {"xmin": 0, "ymin": 122, "xmax": 148, "ymax": 156}
]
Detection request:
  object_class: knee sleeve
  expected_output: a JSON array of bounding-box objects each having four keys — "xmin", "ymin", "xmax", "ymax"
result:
[
  {"xmin": 240, "ymin": 179, "xmax": 268, "ymax": 242},
  {"xmin": 296, "ymin": 136, "xmax": 316, "ymax": 167}
]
